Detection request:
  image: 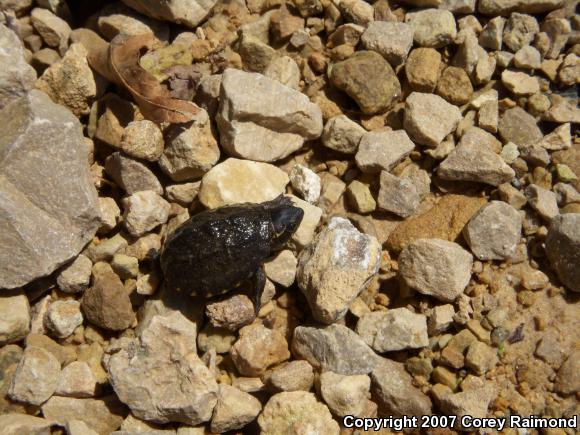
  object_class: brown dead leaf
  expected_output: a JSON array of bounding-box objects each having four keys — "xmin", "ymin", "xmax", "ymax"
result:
[{"xmin": 109, "ymin": 33, "xmax": 200, "ymax": 124}]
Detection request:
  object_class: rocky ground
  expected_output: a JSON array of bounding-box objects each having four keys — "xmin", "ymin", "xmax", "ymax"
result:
[{"xmin": 0, "ymin": 0, "xmax": 579, "ymax": 434}]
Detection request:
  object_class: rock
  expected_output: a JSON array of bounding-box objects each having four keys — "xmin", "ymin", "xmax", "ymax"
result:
[
  {"xmin": 545, "ymin": 213, "xmax": 580, "ymax": 292},
  {"xmin": 105, "ymin": 152, "xmax": 163, "ymax": 195},
  {"xmin": 361, "ymin": 21, "xmax": 414, "ymax": 66},
  {"xmin": 120, "ymin": 0, "xmax": 217, "ymax": 28},
  {"xmin": 8, "ymin": 346, "xmax": 61, "ymax": 406},
  {"xmin": 525, "ymin": 184, "xmax": 559, "ymax": 221},
  {"xmin": 498, "ymin": 107, "xmax": 543, "ymax": 147},
  {"xmin": 26, "ymin": 334, "xmax": 75, "ymax": 367},
  {"xmin": 216, "ymin": 69, "xmax": 322, "ymax": 162},
  {"xmin": 356, "ymin": 308, "xmax": 429, "ymax": 352},
  {"xmin": 111, "ymin": 254, "xmax": 138, "ymax": 280},
  {"xmin": 404, "ymin": 92, "xmax": 462, "ymax": 148},
  {"xmin": 479, "ymin": 16, "xmax": 504, "ymax": 50},
  {"xmin": 165, "ymin": 182, "xmax": 200, "ymax": 205},
  {"xmin": 501, "ymin": 70, "xmax": 539, "ymax": 96},
  {"xmin": 31, "ymin": 7, "xmax": 70, "ymax": 54},
  {"xmin": 199, "ymin": 158, "xmax": 289, "ymax": 209},
  {"xmin": 0, "ymin": 292, "xmax": 30, "ymax": 346},
  {"xmin": 463, "ymin": 201, "xmax": 522, "ymax": 260},
  {"xmin": 0, "ymin": 414, "xmax": 56, "ymax": 435},
  {"xmin": 292, "ymin": 324, "xmax": 378, "ymax": 375},
  {"xmin": 387, "ymin": 195, "xmax": 486, "ymax": 253},
  {"xmin": 122, "ymin": 191, "xmax": 170, "ymax": 237},
  {"xmin": 258, "ymin": 391, "xmax": 339, "ymax": 435},
  {"xmin": 197, "ymin": 324, "xmax": 236, "ymax": 354},
  {"xmin": 405, "ymin": 47, "xmax": 441, "ymax": 93},
  {"xmin": 405, "ymin": 9, "xmax": 457, "ymax": 48},
  {"xmin": 264, "ymin": 250, "xmax": 297, "ymax": 287},
  {"xmin": 98, "ymin": 198, "xmax": 121, "ymax": 233},
  {"xmin": 45, "ymin": 300, "xmax": 83, "ymax": 339},
  {"xmin": 159, "ymin": 109, "xmax": 220, "ymax": 181},
  {"xmin": 346, "ymin": 181, "xmax": 376, "ymax": 214},
  {"xmin": 86, "ymin": 234, "xmax": 128, "ymax": 263},
  {"xmin": 554, "ymin": 350, "xmax": 580, "ymax": 394},
  {"xmin": 0, "ymin": 90, "xmax": 100, "ymax": 289},
  {"xmin": 0, "ymin": 24, "xmax": 36, "ymax": 109},
  {"xmin": 377, "ymin": 172, "xmax": 421, "ymax": 218},
  {"xmin": 318, "ymin": 173, "xmax": 346, "ymax": 213},
  {"xmin": 502, "ymin": 13, "xmax": 539, "ymax": 52},
  {"xmin": 441, "ymin": 0, "xmax": 475, "ymax": 13},
  {"xmin": 329, "ymin": 50, "xmax": 401, "ymax": 115},
  {"xmin": 355, "ymin": 130, "xmax": 415, "ymax": 174},
  {"xmin": 428, "ymin": 304, "xmax": 455, "ymax": 334},
  {"xmin": 264, "ymin": 55, "xmax": 300, "ymax": 90},
  {"xmin": 237, "ymin": 33, "xmax": 278, "ymax": 73},
  {"xmin": 81, "ymin": 262, "xmax": 135, "ymax": 331},
  {"xmin": 370, "ymin": 358, "xmax": 433, "ymax": 417},
  {"xmin": 437, "ymin": 67, "xmax": 473, "ymax": 106},
  {"xmin": 434, "ymin": 381, "xmax": 496, "ymax": 426},
  {"xmin": 108, "ymin": 312, "xmax": 217, "ymax": 425},
  {"xmin": 210, "ymin": 384, "xmax": 261, "ymax": 433},
  {"xmin": 36, "ymin": 43, "xmax": 96, "ymax": 117},
  {"xmin": 66, "ymin": 420, "xmax": 99, "ymax": 435},
  {"xmin": 231, "ymin": 324, "xmax": 289, "ymax": 377},
  {"xmin": 460, "ymin": 126, "xmax": 501, "ymax": 153},
  {"xmin": 94, "ymin": 96, "xmax": 138, "ymax": 148},
  {"xmin": 55, "ymin": 361, "xmax": 98, "ymax": 398},
  {"xmin": 334, "ymin": 0, "xmax": 373, "ymax": 25},
  {"xmin": 288, "ymin": 195, "xmax": 323, "ymax": 249},
  {"xmin": 398, "ymin": 238, "xmax": 473, "ymax": 302},
  {"xmin": 465, "ymin": 341, "xmax": 498, "ymax": 375},
  {"xmin": 119, "ymin": 120, "xmax": 164, "ymax": 162},
  {"xmin": 42, "ymin": 395, "xmax": 126, "ymax": 435},
  {"xmin": 321, "ymin": 114, "xmax": 366, "ymax": 154},
  {"xmin": 264, "ymin": 360, "xmax": 314, "ymax": 392},
  {"xmin": 319, "ymin": 371, "xmax": 370, "ymax": 417},
  {"xmin": 438, "ymin": 142, "xmax": 515, "ymax": 186},
  {"xmin": 537, "ymin": 123, "xmax": 571, "ymax": 151},
  {"xmin": 478, "ymin": 0, "xmax": 562, "ymax": 15},
  {"xmin": 289, "ymin": 164, "xmax": 321, "ymax": 204},
  {"xmin": 558, "ymin": 53, "xmax": 580, "ymax": 86},
  {"xmin": 514, "ymin": 45, "xmax": 541, "ymax": 69},
  {"xmin": 206, "ymin": 295, "xmax": 255, "ymax": 331},
  {"xmin": 297, "ymin": 217, "xmax": 381, "ymax": 324}
]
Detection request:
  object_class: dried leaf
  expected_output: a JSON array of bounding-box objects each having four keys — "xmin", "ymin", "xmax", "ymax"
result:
[{"xmin": 109, "ymin": 33, "xmax": 200, "ymax": 124}]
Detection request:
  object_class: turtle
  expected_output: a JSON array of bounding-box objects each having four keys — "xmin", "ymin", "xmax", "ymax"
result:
[{"xmin": 160, "ymin": 195, "xmax": 304, "ymax": 311}]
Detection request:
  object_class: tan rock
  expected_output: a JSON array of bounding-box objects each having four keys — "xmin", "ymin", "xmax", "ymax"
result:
[
  {"xmin": 0, "ymin": 291, "xmax": 30, "ymax": 346},
  {"xmin": 231, "ymin": 324, "xmax": 290, "ymax": 376},
  {"xmin": 405, "ymin": 47, "xmax": 441, "ymax": 92},
  {"xmin": 120, "ymin": 120, "xmax": 164, "ymax": 162},
  {"xmin": 55, "ymin": 361, "xmax": 98, "ymax": 398},
  {"xmin": 210, "ymin": 384, "xmax": 261, "ymax": 433},
  {"xmin": 9, "ymin": 346, "xmax": 61, "ymax": 405}
]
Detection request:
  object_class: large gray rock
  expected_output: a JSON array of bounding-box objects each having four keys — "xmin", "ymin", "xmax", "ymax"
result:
[
  {"xmin": 0, "ymin": 90, "xmax": 100, "ymax": 289},
  {"xmin": 108, "ymin": 311, "xmax": 218, "ymax": 425},
  {"xmin": 217, "ymin": 69, "xmax": 322, "ymax": 162},
  {"xmin": 121, "ymin": 0, "xmax": 217, "ymax": 28},
  {"xmin": 0, "ymin": 24, "xmax": 36, "ymax": 110},
  {"xmin": 545, "ymin": 213, "xmax": 580, "ymax": 292}
]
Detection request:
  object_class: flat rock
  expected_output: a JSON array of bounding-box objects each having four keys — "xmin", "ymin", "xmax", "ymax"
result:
[
  {"xmin": 120, "ymin": 0, "xmax": 217, "ymax": 28},
  {"xmin": 105, "ymin": 152, "xmax": 162, "ymax": 195},
  {"xmin": 525, "ymin": 184, "xmax": 559, "ymax": 221},
  {"xmin": 498, "ymin": 107, "xmax": 543, "ymax": 147},
  {"xmin": 398, "ymin": 238, "xmax": 473, "ymax": 302},
  {"xmin": 0, "ymin": 414, "xmax": 56, "ymax": 435},
  {"xmin": 463, "ymin": 201, "xmax": 522, "ymax": 260},
  {"xmin": 404, "ymin": 92, "xmax": 462, "ymax": 148},
  {"xmin": 319, "ymin": 371, "xmax": 370, "ymax": 417},
  {"xmin": 377, "ymin": 171, "xmax": 422, "ymax": 218},
  {"xmin": 31, "ymin": 7, "xmax": 71, "ymax": 54},
  {"xmin": 292, "ymin": 324, "xmax": 378, "ymax": 375},
  {"xmin": 199, "ymin": 158, "xmax": 289, "ymax": 209},
  {"xmin": 545, "ymin": 213, "xmax": 580, "ymax": 292},
  {"xmin": 329, "ymin": 50, "xmax": 401, "ymax": 115},
  {"xmin": 42, "ymin": 395, "xmax": 126, "ymax": 435},
  {"xmin": 405, "ymin": 9, "xmax": 457, "ymax": 48},
  {"xmin": 434, "ymin": 381, "xmax": 496, "ymax": 427},
  {"xmin": 210, "ymin": 384, "xmax": 261, "ymax": 433},
  {"xmin": 479, "ymin": 0, "xmax": 561, "ymax": 16},
  {"xmin": 438, "ymin": 142, "xmax": 515, "ymax": 186},
  {"xmin": 554, "ymin": 350, "xmax": 580, "ymax": 394},
  {"xmin": 0, "ymin": 291, "xmax": 30, "ymax": 346},
  {"xmin": 0, "ymin": 23, "xmax": 36, "ymax": 110},
  {"xmin": 356, "ymin": 308, "xmax": 429, "ymax": 352},
  {"xmin": 371, "ymin": 357, "xmax": 433, "ymax": 416},
  {"xmin": 217, "ymin": 69, "xmax": 322, "ymax": 162},
  {"xmin": 0, "ymin": 90, "xmax": 100, "ymax": 289},
  {"xmin": 159, "ymin": 109, "xmax": 220, "ymax": 181},
  {"xmin": 108, "ymin": 311, "xmax": 218, "ymax": 425},
  {"xmin": 258, "ymin": 391, "xmax": 339, "ymax": 435},
  {"xmin": 501, "ymin": 70, "xmax": 539, "ymax": 96},
  {"xmin": 361, "ymin": 21, "xmax": 414, "ymax": 66},
  {"xmin": 55, "ymin": 361, "xmax": 98, "ymax": 398},
  {"xmin": 264, "ymin": 360, "xmax": 314, "ymax": 392},
  {"xmin": 321, "ymin": 114, "xmax": 366, "ymax": 154},
  {"xmin": 355, "ymin": 130, "xmax": 415, "ymax": 174},
  {"xmin": 297, "ymin": 217, "xmax": 381, "ymax": 324}
]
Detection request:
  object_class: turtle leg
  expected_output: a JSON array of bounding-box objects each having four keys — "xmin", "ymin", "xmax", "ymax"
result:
[{"xmin": 252, "ymin": 265, "xmax": 266, "ymax": 314}]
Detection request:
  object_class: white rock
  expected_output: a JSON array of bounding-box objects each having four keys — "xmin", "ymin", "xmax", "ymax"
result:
[
  {"xmin": 289, "ymin": 164, "xmax": 321, "ymax": 203},
  {"xmin": 398, "ymin": 239, "xmax": 473, "ymax": 302},
  {"xmin": 55, "ymin": 361, "xmax": 98, "ymax": 398},
  {"xmin": 355, "ymin": 130, "xmax": 415, "ymax": 174},
  {"xmin": 122, "ymin": 190, "xmax": 170, "ymax": 237},
  {"xmin": 297, "ymin": 217, "xmax": 381, "ymax": 324},
  {"xmin": 361, "ymin": 21, "xmax": 414, "ymax": 66},
  {"xmin": 264, "ymin": 55, "xmax": 300, "ymax": 89},
  {"xmin": 356, "ymin": 308, "xmax": 429, "ymax": 352},
  {"xmin": 9, "ymin": 346, "xmax": 61, "ymax": 405},
  {"xmin": 217, "ymin": 68, "xmax": 323, "ymax": 162},
  {"xmin": 321, "ymin": 114, "xmax": 366, "ymax": 154},
  {"xmin": 199, "ymin": 158, "xmax": 289, "ymax": 209},
  {"xmin": 45, "ymin": 300, "xmax": 83, "ymax": 338},
  {"xmin": 405, "ymin": 9, "xmax": 457, "ymax": 48},
  {"xmin": 0, "ymin": 291, "xmax": 30, "ymax": 345}
]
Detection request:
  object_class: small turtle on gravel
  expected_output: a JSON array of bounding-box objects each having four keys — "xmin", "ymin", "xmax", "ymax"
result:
[{"xmin": 160, "ymin": 195, "xmax": 304, "ymax": 311}]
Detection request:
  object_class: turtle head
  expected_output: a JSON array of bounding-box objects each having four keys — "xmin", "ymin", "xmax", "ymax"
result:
[{"xmin": 267, "ymin": 196, "xmax": 304, "ymax": 250}]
